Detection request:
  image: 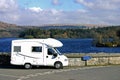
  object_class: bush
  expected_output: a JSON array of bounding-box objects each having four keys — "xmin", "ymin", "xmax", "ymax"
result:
[
  {"xmin": 105, "ymin": 42, "xmax": 114, "ymax": 47},
  {"xmin": 0, "ymin": 54, "xmax": 10, "ymax": 65}
]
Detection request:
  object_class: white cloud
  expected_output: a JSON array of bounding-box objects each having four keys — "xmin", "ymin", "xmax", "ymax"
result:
[
  {"xmin": 75, "ymin": 0, "xmax": 120, "ymax": 10},
  {"xmin": 77, "ymin": 9, "xmax": 88, "ymax": 13},
  {"xmin": 51, "ymin": 9, "xmax": 59, "ymax": 14},
  {"xmin": 0, "ymin": 0, "xmax": 20, "ymax": 23},
  {"xmin": 28, "ymin": 7, "xmax": 43, "ymax": 13},
  {"xmin": 0, "ymin": 0, "xmax": 18, "ymax": 12},
  {"xmin": 75, "ymin": 0, "xmax": 93, "ymax": 8},
  {"xmin": 0, "ymin": 0, "xmax": 120, "ymax": 26}
]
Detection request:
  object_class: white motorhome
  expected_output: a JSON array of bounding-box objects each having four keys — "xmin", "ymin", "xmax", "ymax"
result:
[{"xmin": 10, "ymin": 38, "xmax": 68, "ymax": 69}]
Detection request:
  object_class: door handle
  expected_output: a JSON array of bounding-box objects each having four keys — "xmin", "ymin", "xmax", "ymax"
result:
[{"xmin": 46, "ymin": 56, "xmax": 48, "ymax": 58}]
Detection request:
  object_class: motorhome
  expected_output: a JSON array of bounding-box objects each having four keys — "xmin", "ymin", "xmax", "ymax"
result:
[{"xmin": 10, "ymin": 38, "xmax": 68, "ymax": 69}]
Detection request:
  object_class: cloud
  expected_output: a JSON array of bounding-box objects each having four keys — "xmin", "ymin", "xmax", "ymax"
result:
[
  {"xmin": 52, "ymin": 0, "xmax": 61, "ymax": 5},
  {"xmin": 73, "ymin": 0, "xmax": 120, "ymax": 25},
  {"xmin": 0, "ymin": 0, "xmax": 120, "ymax": 26},
  {"xmin": 77, "ymin": 9, "xmax": 88, "ymax": 13},
  {"xmin": 0, "ymin": 0, "xmax": 20, "ymax": 23},
  {"xmin": 51, "ymin": 9, "xmax": 59, "ymax": 14},
  {"xmin": 0, "ymin": 0, "xmax": 18, "ymax": 12},
  {"xmin": 28, "ymin": 7, "xmax": 43, "ymax": 13},
  {"xmin": 74, "ymin": 0, "xmax": 120, "ymax": 10},
  {"xmin": 75, "ymin": 0, "xmax": 93, "ymax": 8}
]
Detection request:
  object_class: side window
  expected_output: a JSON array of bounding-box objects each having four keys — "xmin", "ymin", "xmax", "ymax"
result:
[
  {"xmin": 32, "ymin": 46, "xmax": 42, "ymax": 52},
  {"xmin": 14, "ymin": 46, "xmax": 21, "ymax": 52}
]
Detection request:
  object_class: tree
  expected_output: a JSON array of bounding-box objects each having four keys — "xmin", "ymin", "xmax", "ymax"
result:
[{"xmin": 116, "ymin": 29, "xmax": 120, "ymax": 38}]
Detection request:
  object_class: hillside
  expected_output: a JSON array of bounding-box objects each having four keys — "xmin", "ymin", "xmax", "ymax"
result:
[
  {"xmin": 0, "ymin": 21, "xmax": 108, "ymax": 30},
  {"xmin": 0, "ymin": 21, "xmax": 23, "ymax": 37},
  {"xmin": 0, "ymin": 21, "xmax": 20, "ymax": 30},
  {"xmin": 0, "ymin": 21, "xmax": 114, "ymax": 38},
  {"xmin": 39, "ymin": 24, "xmax": 108, "ymax": 29}
]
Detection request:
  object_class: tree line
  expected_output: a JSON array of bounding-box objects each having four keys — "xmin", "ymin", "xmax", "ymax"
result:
[
  {"xmin": 19, "ymin": 26, "xmax": 120, "ymax": 47},
  {"xmin": 19, "ymin": 26, "xmax": 120, "ymax": 38},
  {"xmin": 19, "ymin": 28, "xmax": 93, "ymax": 38}
]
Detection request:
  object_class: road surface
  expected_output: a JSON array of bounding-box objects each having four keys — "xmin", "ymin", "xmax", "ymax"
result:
[{"xmin": 0, "ymin": 65, "xmax": 120, "ymax": 80}]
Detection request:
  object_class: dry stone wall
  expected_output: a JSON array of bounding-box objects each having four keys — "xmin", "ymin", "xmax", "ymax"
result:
[{"xmin": 68, "ymin": 56, "xmax": 120, "ymax": 66}]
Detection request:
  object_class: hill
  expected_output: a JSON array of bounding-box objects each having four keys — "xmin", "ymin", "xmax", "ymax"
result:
[
  {"xmin": 0, "ymin": 21, "xmax": 115, "ymax": 38},
  {"xmin": 39, "ymin": 24, "xmax": 108, "ymax": 29},
  {"xmin": 0, "ymin": 21, "xmax": 23, "ymax": 37},
  {"xmin": 0, "ymin": 21, "xmax": 108, "ymax": 30},
  {"xmin": 0, "ymin": 21, "xmax": 20, "ymax": 30}
]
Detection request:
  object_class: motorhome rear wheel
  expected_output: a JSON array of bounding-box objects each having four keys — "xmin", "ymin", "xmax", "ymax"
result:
[{"xmin": 24, "ymin": 63, "xmax": 32, "ymax": 69}]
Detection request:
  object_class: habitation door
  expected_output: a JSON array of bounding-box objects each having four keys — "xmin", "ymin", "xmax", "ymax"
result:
[{"xmin": 31, "ymin": 46, "xmax": 44, "ymax": 65}]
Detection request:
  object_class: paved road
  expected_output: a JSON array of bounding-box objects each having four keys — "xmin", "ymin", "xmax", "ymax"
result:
[{"xmin": 0, "ymin": 65, "xmax": 120, "ymax": 80}]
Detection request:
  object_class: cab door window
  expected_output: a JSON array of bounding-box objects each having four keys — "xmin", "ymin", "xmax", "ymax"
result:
[{"xmin": 48, "ymin": 48, "xmax": 55, "ymax": 55}]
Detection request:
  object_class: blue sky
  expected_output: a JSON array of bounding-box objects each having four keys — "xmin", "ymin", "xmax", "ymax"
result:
[
  {"xmin": 17, "ymin": 0, "xmax": 84, "ymax": 11},
  {"xmin": 0, "ymin": 0, "xmax": 120, "ymax": 25}
]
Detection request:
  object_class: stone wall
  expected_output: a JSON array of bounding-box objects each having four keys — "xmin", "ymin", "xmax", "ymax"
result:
[
  {"xmin": 1, "ymin": 53, "xmax": 120, "ymax": 67},
  {"xmin": 68, "ymin": 56, "xmax": 120, "ymax": 66}
]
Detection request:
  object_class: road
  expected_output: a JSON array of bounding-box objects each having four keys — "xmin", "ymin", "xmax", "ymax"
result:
[{"xmin": 0, "ymin": 65, "xmax": 120, "ymax": 80}]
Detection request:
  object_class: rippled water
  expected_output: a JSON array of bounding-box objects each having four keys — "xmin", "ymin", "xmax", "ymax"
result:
[
  {"xmin": 0, "ymin": 38, "xmax": 120, "ymax": 53},
  {"xmin": 59, "ymin": 39, "xmax": 120, "ymax": 53}
]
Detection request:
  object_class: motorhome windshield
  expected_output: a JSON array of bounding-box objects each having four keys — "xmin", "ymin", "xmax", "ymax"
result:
[
  {"xmin": 54, "ymin": 48, "xmax": 62, "ymax": 55},
  {"xmin": 47, "ymin": 45, "xmax": 62, "ymax": 55}
]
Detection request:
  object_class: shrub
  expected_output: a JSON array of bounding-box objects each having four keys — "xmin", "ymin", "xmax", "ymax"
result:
[{"xmin": 0, "ymin": 54, "xmax": 10, "ymax": 65}]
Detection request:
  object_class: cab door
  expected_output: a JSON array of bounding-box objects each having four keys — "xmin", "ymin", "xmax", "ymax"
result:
[{"xmin": 45, "ymin": 48, "xmax": 58, "ymax": 66}]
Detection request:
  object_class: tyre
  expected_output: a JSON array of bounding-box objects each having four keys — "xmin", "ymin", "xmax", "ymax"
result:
[
  {"xmin": 54, "ymin": 62, "xmax": 63, "ymax": 69},
  {"xmin": 24, "ymin": 63, "xmax": 32, "ymax": 69}
]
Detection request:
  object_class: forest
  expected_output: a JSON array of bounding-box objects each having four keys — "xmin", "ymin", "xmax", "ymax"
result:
[
  {"xmin": 1, "ymin": 21, "xmax": 120, "ymax": 47},
  {"xmin": 19, "ymin": 26, "xmax": 120, "ymax": 47}
]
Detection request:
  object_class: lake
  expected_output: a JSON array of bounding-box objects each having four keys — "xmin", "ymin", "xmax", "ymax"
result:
[
  {"xmin": 0, "ymin": 38, "xmax": 120, "ymax": 53},
  {"xmin": 59, "ymin": 39, "xmax": 120, "ymax": 53}
]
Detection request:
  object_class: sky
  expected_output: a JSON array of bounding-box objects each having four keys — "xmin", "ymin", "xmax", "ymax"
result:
[{"xmin": 0, "ymin": 0, "xmax": 120, "ymax": 26}]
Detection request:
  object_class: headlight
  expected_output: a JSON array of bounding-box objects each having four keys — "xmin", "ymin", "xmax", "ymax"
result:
[{"xmin": 64, "ymin": 59, "xmax": 68, "ymax": 61}]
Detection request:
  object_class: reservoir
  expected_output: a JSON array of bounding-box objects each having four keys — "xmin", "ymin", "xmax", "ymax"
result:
[{"xmin": 0, "ymin": 38, "xmax": 120, "ymax": 53}]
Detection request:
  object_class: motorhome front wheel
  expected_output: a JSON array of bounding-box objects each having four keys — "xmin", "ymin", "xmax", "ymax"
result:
[{"xmin": 54, "ymin": 62, "xmax": 63, "ymax": 69}]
